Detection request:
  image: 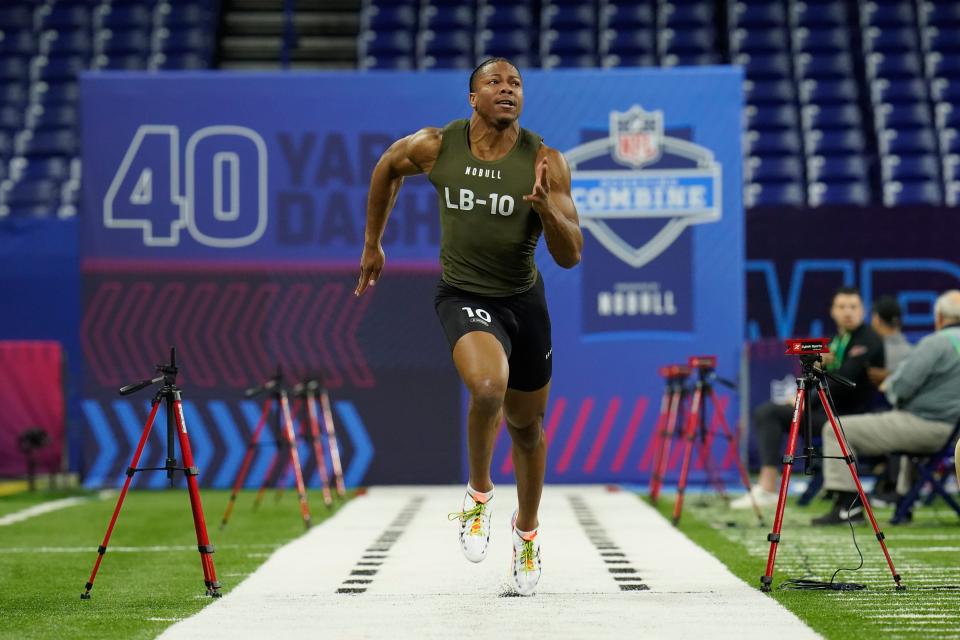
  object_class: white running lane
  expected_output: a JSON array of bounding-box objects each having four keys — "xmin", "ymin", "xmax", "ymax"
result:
[{"xmin": 159, "ymin": 486, "xmax": 820, "ymax": 640}]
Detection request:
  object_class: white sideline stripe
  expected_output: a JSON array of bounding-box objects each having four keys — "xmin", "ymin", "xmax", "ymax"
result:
[
  {"xmin": 159, "ymin": 486, "xmax": 819, "ymax": 639},
  {"xmin": 0, "ymin": 544, "xmax": 280, "ymax": 554},
  {"xmin": 0, "ymin": 497, "xmax": 88, "ymax": 526}
]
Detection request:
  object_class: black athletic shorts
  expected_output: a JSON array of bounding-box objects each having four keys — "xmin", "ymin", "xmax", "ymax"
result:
[{"xmin": 434, "ymin": 273, "xmax": 552, "ymax": 392}]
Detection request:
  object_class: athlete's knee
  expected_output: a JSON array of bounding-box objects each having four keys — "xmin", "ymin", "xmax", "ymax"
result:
[
  {"xmin": 506, "ymin": 415, "xmax": 545, "ymax": 451},
  {"xmin": 467, "ymin": 377, "xmax": 506, "ymax": 415}
]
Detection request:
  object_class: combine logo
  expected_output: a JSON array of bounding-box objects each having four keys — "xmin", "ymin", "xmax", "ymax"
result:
[
  {"xmin": 567, "ymin": 106, "xmax": 724, "ymax": 335},
  {"xmin": 565, "ymin": 105, "xmax": 722, "ymax": 269}
]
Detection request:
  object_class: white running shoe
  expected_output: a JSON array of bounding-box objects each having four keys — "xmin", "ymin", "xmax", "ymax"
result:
[
  {"xmin": 511, "ymin": 510, "xmax": 541, "ymax": 596},
  {"xmin": 730, "ymin": 485, "xmax": 779, "ymax": 510},
  {"xmin": 448, "ymin": 489, "xmax": 492, "ymax": 563}
]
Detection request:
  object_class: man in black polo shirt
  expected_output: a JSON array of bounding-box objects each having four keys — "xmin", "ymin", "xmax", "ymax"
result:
[{"xmin": 732, "ymin": 287, "xmax": 885, "ymax": 509}]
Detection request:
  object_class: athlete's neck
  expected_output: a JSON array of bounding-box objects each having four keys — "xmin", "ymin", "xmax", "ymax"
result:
[{"xmin": 468, "ymin": 114, "xmax": 520, "ymax": 161}]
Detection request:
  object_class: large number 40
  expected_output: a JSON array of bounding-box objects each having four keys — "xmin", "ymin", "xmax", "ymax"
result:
[{"xmin": 104, "ymin": 125, "xmax": 268, "ymax": 248}]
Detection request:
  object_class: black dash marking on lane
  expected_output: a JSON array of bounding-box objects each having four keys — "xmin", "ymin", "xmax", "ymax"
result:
[
  {"xmin": 336, "ymin": 495, "xmax": 425, "ymax": 595},
  {"xmin": 568, "ymin": 494, "xmax": 650, "ymax": 592}
]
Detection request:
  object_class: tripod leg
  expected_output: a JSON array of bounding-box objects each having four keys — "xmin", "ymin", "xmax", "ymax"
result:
[
  {"xmin": 307, "ymin": 392, "xmax": 334, "ymax": 507},
  {"xmin": 81, "ymin": 400, "xmax": 162, "ymax": 600},
  {"xmin": 816, "ymin": 385, "xmax": 904, "ymax": 590},
  {"xmin": 253, "ymin": 400, "xmax": 285, "ymax": 510},
  {"xmin": 319, "ymin": 389, "xmax": 347, "ymax": 497},
  {"xmin": 172, "ymin": 397, "xmax": 222, "ymax": 597},
  {"xmin": 221, "ymin": 398, "xmax": 272, "ymax": 530},
  {"xmin": 651, "ymin": 388, "xmax": 681, "ymax": 503},
  {"xmin": 672, "ymin": 384, "xmax": 704, "ymax": 525},
  {"xmin": 709, "ymin": 389, "xmax": 765, "ymax": 525},
  {"xmin": 761, "ymin": 384, "xmax": 805, "ymax": 591},
  {"xmin": 649, "ymin": 387, "xmax": 673, "ymax": 503},
  {"xmin": 281, "ymin": 393, "xmax": 312, "ymax": 528}
]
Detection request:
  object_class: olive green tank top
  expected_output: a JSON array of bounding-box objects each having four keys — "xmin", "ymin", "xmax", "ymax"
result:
[{"xmin": 428, "ymin": 118, "xmax": 543, "ymax": 296}]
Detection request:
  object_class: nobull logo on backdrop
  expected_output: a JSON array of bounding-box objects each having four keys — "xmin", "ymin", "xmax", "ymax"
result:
[{"xmin": 565, "ymin": 105, "xmax": 723, "ymax": 335}]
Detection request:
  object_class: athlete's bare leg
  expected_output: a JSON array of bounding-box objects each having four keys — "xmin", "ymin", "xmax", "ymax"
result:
[
  {"xmin": 504, "ymin": 383, "xmax": 549, "ymax": 532},
  {"xmin": 452, "ymin": 332, "xmax": 509, "ymax": 494}
]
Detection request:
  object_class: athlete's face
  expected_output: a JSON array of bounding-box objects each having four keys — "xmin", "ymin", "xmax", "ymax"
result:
[{"xmin": 469, "ymin": 61, "xmax": 524, "ymax": 127}]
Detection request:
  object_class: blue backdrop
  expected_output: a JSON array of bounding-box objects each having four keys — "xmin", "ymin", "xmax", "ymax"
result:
[{"xmin": 79, "ymin": 68, "xmax": 744, "ymax": 487}]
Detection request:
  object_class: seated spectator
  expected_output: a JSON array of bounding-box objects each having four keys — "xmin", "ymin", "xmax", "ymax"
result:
[
  {"xmin": 733, "ymin": 287, "xmax": 885, "ymax": 509},
  {"xmin": 812, "ymin": 290, "xmax": 960, "ymax": 525}
]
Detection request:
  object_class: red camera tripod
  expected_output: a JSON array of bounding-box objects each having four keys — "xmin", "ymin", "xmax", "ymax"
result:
[
  {"xmin": 672, "ymin": 356, "xmax": 764, "ymax": 526},
  {"xmin": 649, "ymin": 364, "xmax": 690, "ymax": 504},
  {"xmin": 81, "ymin": 348, "xmax": 221, "ymax": 600},
  {"xmin": 761, "ymin": 338, "xmax": 904, "ymax": 591}
]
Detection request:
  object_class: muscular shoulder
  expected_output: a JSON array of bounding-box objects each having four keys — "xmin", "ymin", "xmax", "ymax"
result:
[{"xmin": 406, "ymin": 127, "xmax": 442, "ymax": 169}]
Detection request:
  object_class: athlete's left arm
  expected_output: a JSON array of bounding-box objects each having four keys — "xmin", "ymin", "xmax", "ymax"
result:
[{"xmin": 524, "ymin": 146, "xmax": 583, "ymax": 269}]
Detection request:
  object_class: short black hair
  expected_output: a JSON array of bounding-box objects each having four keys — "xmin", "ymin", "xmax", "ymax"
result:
[
  {"xmin": 469, "ymin": 57, "xmax": 520, "ymax": 92},
  {"xmin": 873, "ymin": 295, "xmax": 903, "ymax": 328},
  {"xmin": 834, "ymin": 286, "xmax": 861, "ymax": 300}
]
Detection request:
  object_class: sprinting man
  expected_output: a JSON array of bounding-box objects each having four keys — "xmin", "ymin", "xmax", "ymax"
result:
[{"xmin": 355, "ymin": 57, "xmax": 583, "ymax": 595}]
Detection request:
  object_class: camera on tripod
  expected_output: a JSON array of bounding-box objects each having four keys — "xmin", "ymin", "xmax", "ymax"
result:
[{"xmin": 784, "ymin": 338, "xmax": 831, "ymax": 356}]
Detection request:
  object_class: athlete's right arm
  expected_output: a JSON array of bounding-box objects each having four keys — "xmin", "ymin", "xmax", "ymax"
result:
[{"xmin": 355, "ymin": 127, "xmax": 442, "ymax": 296}]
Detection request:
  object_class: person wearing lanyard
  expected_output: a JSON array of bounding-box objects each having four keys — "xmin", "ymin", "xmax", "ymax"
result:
[
  {"xmin": 732, "ymin": 287, "xmax": 885, "ymax": 510},
  {"xmin": 813, "ymin": 290, "xmax": 960, "ymax": 525}
]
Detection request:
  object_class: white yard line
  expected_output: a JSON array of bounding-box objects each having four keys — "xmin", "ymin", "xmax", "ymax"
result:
[
  {"xmin": 159, "ymin": 486, "xmax": 820, "ymax": 640},
  {"xmin": 0, "ymin": 497, "xmax": 88, "ymax": 526}
]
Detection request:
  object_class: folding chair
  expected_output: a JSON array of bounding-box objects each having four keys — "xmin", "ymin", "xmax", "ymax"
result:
[{"xmin": 891, "ymin": 418, "xmax": 960, "ymax": 524}]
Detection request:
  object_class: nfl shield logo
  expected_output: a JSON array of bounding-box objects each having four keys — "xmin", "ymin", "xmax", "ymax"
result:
[{"xmin": 610, "ymin": 106, "xmax": 663, "ymax": 168}]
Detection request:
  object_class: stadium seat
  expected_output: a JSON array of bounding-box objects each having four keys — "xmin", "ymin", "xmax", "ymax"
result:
[
  {"xmin": 808, "ymin": 180, "xmax": 870, "ymax": 206},
  {"xmin": 659, "ymin": 27, "xmax": 715, "ymax": 54},
  {"xmin": 542, "ymin": 29, "xmax": 595, "ymax": 56},
  {"xmin": 878, "ymin": 128, "xmax": 937, "ymax": 155},
  {"xmin": 801, "ymin": 103, "xmax": 860, "ymax": 130},
  {"xmin": 730, "ymin": 28, "xmax": 788, "ymax": 54},
  {"xmin": 865, "ymin": 52, "xmax": 922, "ymax": 79},
  {"xmin": 744, "ymin": 129, "xmax": 801, "ymax": 156},
  {"xmin": 746, "ymin": 155, "xmax": 802, "ymax": 183},
  {"xmin": 806, "ymin": 128, "xmax": 865, "ymax": 155},
  {"xmin": 744, "ymin": 78, "xmax": 796, "ymax": 105},
  {"xmin": 478, "ymin": 30, "xmax": 535, "ymax": 57},
  {"xmin": 0, "ymin": 106, "xmax": 23, "ymax": 133},
  {"xmin": 794, "ymin": 52, "xmax": 854, "ymax": 80},
  {"xmin": 601, "ymin": 29, "xmax": 656, "ymax": 56},
  {"xmin": 157, "ymin": 27, "xmax": 212, "ymax": 54},
  {"xmin": 745, "ymin": 104, "xmax": 798, "ymax": 131},
  {"xmin": 924, "ymin": 26, "xmax": 960, "ymax": 53},
  {"xmin": 95, "ymin": 53, "xmax": 148, "ymax": 70},
  {"xmin": 19, "ymin": 129, "xmax": 78, "ymax": 156},
  {"xmin": 883, "ymin": 180, "xmax": 943, "ymax": 206},
  {"xmin": 157, "ymin": 3, "xmax": 215, "ymax": 29},
  {"xmin": 861, "ymin": 1, "xmax": 915, "ymax": 27},
  {"xmin": 745, "ymin": 181, "xmax": 805, "ymax": 207},
  {"xmin": 421, "ymin": 5, "xmax": 476, "ymax": 31},
  {"xmin": 4, "ymin": 179, "xmax": 60, "ymax": 207},
  {"xmin": 881, "ymin": 154, "xmax": 939, "ymax": 182},
  {"xmin": 737, "ymin": 52, "xmax": 791, "ymax": 80},
  {"xmin": 543, "ymin": 53, "xmax": 599, "ymax": 70},
  {"xmin": 601, "ymin": 53, "xmax": 655, "ymax": 68},
  {"xmin": 922, "ymin": 4, "xmax": 960, "ymax": 27},
  {"xmin": 11, "ymin": 157, "xmax": 70, "ymax": 181},
  {"xmin": 0, "ymin": 57, "xmax": 28, "ymax": 82},
  {"xmin": 730, "ymin": 2, "xmax": 786, "ymax": 28},
  {"xmin": 862, "ymin": 27, "xmax": 920, "ymax": 54},
  {"xmin": 874, "ymin": 103, "xmax": 931, "ymax": 130},
  {"xmin": 45, "ymin": 30, "xmax": 93, "ymax": 56},
  {"xmin": 793, "ymin": 27, "xmax": 849, "ymax": 53},
  {"xmin": 0, "ymin": 7, "xmax": 33, "ymax": 30},
  {"xmin": 362, "ymin": 55, "xmax": 414, "ymax": 70},
  {"xmin": 150, "ymin": 53, "xmax": 207, "ymax": 70},
  {"xmin": 420, "ymin": 30, "xmax": 472, "ymax": 57},
  {"xmin": 36, "ymin": 56, "xmax": 87, "ymax": 82},
  {"xmin": 662, "ymin": 52, "xmax": 720, "ymax": 67},
  {"xmin": 32, "ymin": 82, "xmax": 80, "ymax": 106},
  {"xmin": 791, "ymin": 1, "xmax": 847, "ymax": 28},
  {"xmin": 0, "ymin": 31, "xmax": 36, "ymax": 56},
  {"xmin": 42, "ymin": 6, "xmax": 91, "ymax": 30},
  {"xmin": 96, "ymin": 6, "xmax": 153, "ymax": 30},
  {"xmin": 660, "ymin": 3, "xmax": 713, "ymax": 29},
  {"xmin": 360, "ymin": 30, "xmax": 414, "ymax": 56},
  {"xmin": 939, "ymin": 128, "xmax": 960, "ymax": 154},
  {"xmin": 601, "ymin": 3, "xmax": 653, "ymax": 29},
  {"xmin": 871, "ymin": 78, "xmax": 928, "ymax": 104},
  {"xmin": 807, "ymin": 154, "xmax": 868, "ymax": 183},
  {"xmin": 28, "ymin": 105, "xmax": 78, "ymax": 130},
  {"xmin": 542, "ymin": 4, "xmax": 597, "ymax": 30},
  {"xmin": 419, "ymin": 54, "xmax": 472, "ymax": 70},
  {"xmin": 478, "ymin": 4, "xmax": 531, "ymax": 29},
  {"xmin": 931, "ymin": 78, "xmax": 960, "ymax": 104},
  {"xmin": 799, "ymin": 78, "xmax": 858, "ymax": 104},
  {"xmin": 926, "ymin": 53, "xmax": 960, "ymax": 79},
  {"xmin": 935, "ymin": 103, "xmax": 960, "ymax": 130},
  {"xmin": 362, "ymin": 6, "xmax": 417, "ymax": 31}
]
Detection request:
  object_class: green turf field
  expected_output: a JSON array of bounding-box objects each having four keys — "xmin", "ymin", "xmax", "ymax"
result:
[
  {"xmin": 650, "ymin": 491, "xmax": 960, "ymax": 639},
  {"xmin": 0, "ymin": 488, "xmax": 349, "ymax": 640}
]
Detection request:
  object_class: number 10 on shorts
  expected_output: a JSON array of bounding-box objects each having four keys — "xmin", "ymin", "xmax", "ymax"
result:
[{"xmin": 462, "ymin": 306, "xmax": 492, "ymax": 323}]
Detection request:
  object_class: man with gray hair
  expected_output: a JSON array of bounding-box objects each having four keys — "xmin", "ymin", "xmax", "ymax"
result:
[{"xmin": 813, "ymin": 290, "xmax": 960, "ymax": 525}]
